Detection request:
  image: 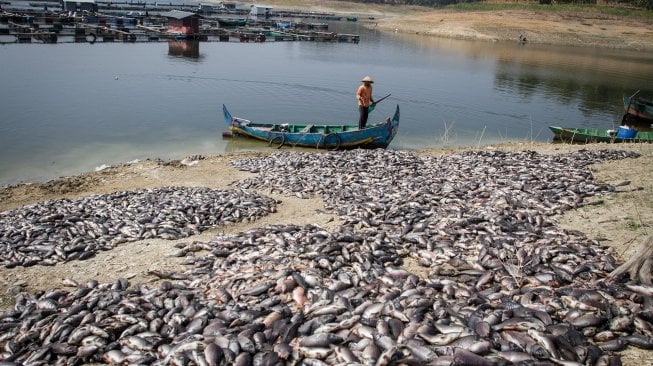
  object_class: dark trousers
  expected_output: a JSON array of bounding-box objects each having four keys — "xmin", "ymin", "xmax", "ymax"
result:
[{"xmin": 358, "ymin": 106, "xmax": 369, "ymax": 129}]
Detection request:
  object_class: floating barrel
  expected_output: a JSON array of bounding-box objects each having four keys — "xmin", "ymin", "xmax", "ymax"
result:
[{"xmin": 617, "ymin": 127, "xmax": 637, "ymax": 139}]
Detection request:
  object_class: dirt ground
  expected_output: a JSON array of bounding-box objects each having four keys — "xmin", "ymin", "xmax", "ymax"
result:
[
  {"xmin": 1, "ymin": 142, "xmax": 651, "ymax": 300},
  {"xmin": 255, "ymin": 0, "xmax": 653, "ymax": 50},
  {"xmin": 375, "ymin": 9, "xmax": 653, "ymax": 50},
  {"xmin": 0, "ymin": 142, "xmax": 652, "ymax": 363},
  {"xmin": 0, "ymin": 152, "xmax": 341, "ymax": 311}
]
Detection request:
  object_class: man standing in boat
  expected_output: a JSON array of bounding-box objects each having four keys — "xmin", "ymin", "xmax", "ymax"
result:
[{"xmin": 357, "ymin": 76, "xmax": 375, "ymax": 129}]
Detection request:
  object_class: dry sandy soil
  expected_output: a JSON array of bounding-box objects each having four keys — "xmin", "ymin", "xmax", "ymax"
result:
[
  {"xmin": 256, "ymin": 0, "xmax": 653, "ymax": 50},
  {"xmin": 1, "ymin": 142, "xmax": 652, "ymax": 364},
  {"xmin": 375, "ymin": 8, "xmax": 653, "ymax": 50}
]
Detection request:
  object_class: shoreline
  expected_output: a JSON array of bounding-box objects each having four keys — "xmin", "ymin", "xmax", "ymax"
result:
[
  {"xmin": 1, "ymin": 142, "xmax": 651, "ymax": 213},
  {"xmin": 374, "ymin": 9, "xmax": 653, "ymax": 51},
  {"xmin": 248, "ymin": 0, "xmax": 653, "ymax": 51}
]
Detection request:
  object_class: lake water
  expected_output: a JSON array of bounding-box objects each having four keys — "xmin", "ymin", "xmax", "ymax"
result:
[{"xmin": 1, "ymin": 21, "xmax": 653, "ymax": 186}]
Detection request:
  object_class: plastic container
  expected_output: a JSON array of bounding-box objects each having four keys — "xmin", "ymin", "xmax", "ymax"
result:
[{"xmin": 616, "ymin": 126, "xmax": 637, "ymax": 139}]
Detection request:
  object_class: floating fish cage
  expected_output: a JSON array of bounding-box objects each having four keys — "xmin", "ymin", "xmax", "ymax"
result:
[{"xmin": 0, "ymin": 9, "xmax": 360, "ymax": 44}]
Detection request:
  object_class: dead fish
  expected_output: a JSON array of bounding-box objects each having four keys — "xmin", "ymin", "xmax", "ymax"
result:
[
  {"xmin": 453, "ymin": 348, "xmax": 495, "ymax": 366},
  {"xmin": 569, "ymin": 314, "xmax": 607, "ymax": 328},
  {"xmin": 203, "ymin": 343, "xmax": 223, "ymax": 366},
  {"xmin": 298, "ymin": 346, "xmax": 332, "ymax": 359},
  {"xmin": 299, "ymin": 333, "xmax": 343, "ymax": 348},
  {"xmin": 1, "ymin": 149, "xmax": 647, "ymax": 366},
  {"xmin": 292, "ymin": 287, "xmax": 307, "ymax": 308},
  {"xmin": 528, "ymin": 328, "xmax": 560, "ymax": 360},
  {"xmin": 493, "ymin": 317, "xmax": 545, "ymax": 331}
]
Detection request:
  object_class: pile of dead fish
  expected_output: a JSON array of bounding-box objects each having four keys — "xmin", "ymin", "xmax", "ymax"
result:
[
  {"xmin": 0, "ymin": 187, "xmax": 277, "ymax": 268},
  {"xmin": 1, "ymin": 148, "xmax": 652, "ymax": 366}
]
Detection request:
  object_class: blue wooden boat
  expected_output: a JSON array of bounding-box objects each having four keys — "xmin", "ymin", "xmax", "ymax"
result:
[{"xmin": 222, "ymin": 104, "xmax": 400, "ymax": 150}]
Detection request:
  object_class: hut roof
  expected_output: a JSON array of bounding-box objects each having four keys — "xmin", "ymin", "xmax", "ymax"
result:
[{"xmin": 161, "ymin": 10, "xmax": 198, "ymax": 19}]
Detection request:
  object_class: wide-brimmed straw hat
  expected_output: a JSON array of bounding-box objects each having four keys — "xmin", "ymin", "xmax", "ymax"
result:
[{"xmin": 361, "ymin": 76, "xmax": 374, "ymax": 83}]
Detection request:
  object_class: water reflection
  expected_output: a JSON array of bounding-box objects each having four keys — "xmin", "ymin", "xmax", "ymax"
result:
[
  {"xmin": 168, "ymin": 40, "xmax": 201, "ymax": 60},
  {"xmin": 223, "ymin": 135, "xmax": 320, "ymax": 154},
  {"xmin": 393, "ymin": 32, "xmax": 653, "ymax": 121},
  {"xmin": 493, "ymin": 45, "xmax": 653, "ymax": 119}
]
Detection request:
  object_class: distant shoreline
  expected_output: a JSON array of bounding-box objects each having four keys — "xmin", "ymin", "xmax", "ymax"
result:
[{"xmin": 236, "ymin": 0, "xmax": 653, "ymax": 51}]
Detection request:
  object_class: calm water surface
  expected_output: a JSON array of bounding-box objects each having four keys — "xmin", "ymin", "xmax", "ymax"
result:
[{"xmin": 1, "ymin": 21, "xmax": 652, "ymax": 186}]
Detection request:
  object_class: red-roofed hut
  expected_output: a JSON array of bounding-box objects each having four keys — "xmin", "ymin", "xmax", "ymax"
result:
[{"xmin": 162, "ymin": 10, "xmax": 199, "ymax": 35}]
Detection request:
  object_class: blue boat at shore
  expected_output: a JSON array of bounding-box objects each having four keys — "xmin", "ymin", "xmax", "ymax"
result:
[{"xmin": 222, "ymin": 104, "xmax": 400, "ymax": 150}]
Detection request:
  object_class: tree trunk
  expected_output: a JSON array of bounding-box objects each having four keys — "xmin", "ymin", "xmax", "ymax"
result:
[{"xmin": 610, "ymin": 235, "xmax": 653, "ymax": 285}]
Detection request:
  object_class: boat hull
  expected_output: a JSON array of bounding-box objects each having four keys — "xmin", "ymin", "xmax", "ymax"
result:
[
  {"xmin": 623, "ymin": 94, "xmax": 653, "ymax": 125},
  {"xmin": 223, "ymin": 105, "xmax": 400, "ymax": 150},
  {"xmin": 217, "ymin": 18, "xmax": 247, "ymax": 27},
  {"xmin": 549, "ymin": 126, "xmax": 653, "ymax": 143}
]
